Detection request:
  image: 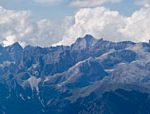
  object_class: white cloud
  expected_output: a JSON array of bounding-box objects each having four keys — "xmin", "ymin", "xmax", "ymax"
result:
[
  {"xmin": 0, "ymin": 6, "xmax": 62, "ymax": 47},
  {"xmin": 1, "ymin": 4, "xmax": 150, "ymax": 47},
  {"xmin": 70, "ymin": 0, "xmax": 121, "ymax": 8},
  {"xmin": 58, "ymin": 7, "xmax": 126, "ymax": 45},
  {"xmin": 120, "ymin": 6, "xmax": 150, "ymax": 42},
  {"xmin": 57, "ymin": 6, "xmax": 150, "ymax": 45}
]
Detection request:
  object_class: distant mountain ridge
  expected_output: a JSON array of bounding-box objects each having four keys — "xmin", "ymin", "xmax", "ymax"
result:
[{"xmin": 0, "ymin": 34, "xmax": 150, "ymax": 114}]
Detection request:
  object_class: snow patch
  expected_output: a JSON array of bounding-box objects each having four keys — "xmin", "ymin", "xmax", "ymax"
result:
[{"xmin": 27, "ymin": 76, "xmax": 41, "ymax": 93}]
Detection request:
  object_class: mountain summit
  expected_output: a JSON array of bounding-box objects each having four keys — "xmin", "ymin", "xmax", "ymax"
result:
[{"xmin": 0, "ymin": 35, "xmax": 150, "ymax": 114}]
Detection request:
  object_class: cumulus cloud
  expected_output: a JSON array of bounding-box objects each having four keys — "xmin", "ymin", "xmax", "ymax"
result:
[
  {"xmin": 0, "ymin": 6, "xmax": 62, "ymax": 47},
  {"xmin": 57, "ymin": 7, "xmax": 126, "ymax": 45},
  {"xmin": 70, "ymin": 0, "xmax": 121, "ymax": 8},
  {"xmin": 57, "ymin": 6, "xmax": 150, "ymax": 45},
  {"xmin": 120, "ymin": 6, "xmax": 150, "ymax": 42},
  {"xmin": 0, "ymin": 4, "xmax": 150, "ymax": 47}
]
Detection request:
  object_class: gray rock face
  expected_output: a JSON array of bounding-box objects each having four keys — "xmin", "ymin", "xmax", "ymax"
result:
[{"xmin": 0, "ymin": 34, "xmax": 150, "ymax": 114}]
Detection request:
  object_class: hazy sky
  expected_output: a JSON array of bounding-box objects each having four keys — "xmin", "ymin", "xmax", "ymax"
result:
[
  {"xmin": 0, "ymin": 0, "xmax": 150, "ymax": 47},
  {"xmin": 0, "ymin": 0, "xmax": 140, "ymax": 21}
]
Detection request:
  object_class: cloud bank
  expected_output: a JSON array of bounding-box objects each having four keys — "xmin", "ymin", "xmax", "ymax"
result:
[
  {"xmin": 57, "ymin": 7, "xmax": 126, "ymax": 45},
  {"xmin": 58, "ymin": 5, "xmax": 150, "ymax": 45},
  {"xmin": 0, "ymin": 2, "xmax": 150, "ymax": 47},
  {"xmin": 0, "ymin": 6, "xmax": 62, "ymax": 47}
]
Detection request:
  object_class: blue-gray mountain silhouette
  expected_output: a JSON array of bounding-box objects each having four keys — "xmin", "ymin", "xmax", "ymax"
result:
[{"xmin": 0, "ymin": 34, "xmax": 150, "ymax": 114}]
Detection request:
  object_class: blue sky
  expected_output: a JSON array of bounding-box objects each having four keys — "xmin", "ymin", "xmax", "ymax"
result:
[
  {"xmin": 0, "ymin": 0, "xmax": 75, "ymax": 21},
  {"xmin": 0, "ymin": 0, "xmax": 141, "ymax": 21},
  {"xmin": 104, "ymin": 0, "xmax": 141, "ymax": 16}
]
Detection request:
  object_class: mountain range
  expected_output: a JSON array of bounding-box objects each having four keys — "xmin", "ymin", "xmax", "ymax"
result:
[{"xmin": 0, "ymin": 34, "xmax": 150, "ymax": 114}]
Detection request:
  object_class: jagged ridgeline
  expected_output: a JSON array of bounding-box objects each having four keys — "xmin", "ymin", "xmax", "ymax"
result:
[{"xmin": 0, "ymin": 34, "xmax": 150, "ymax": 114}]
